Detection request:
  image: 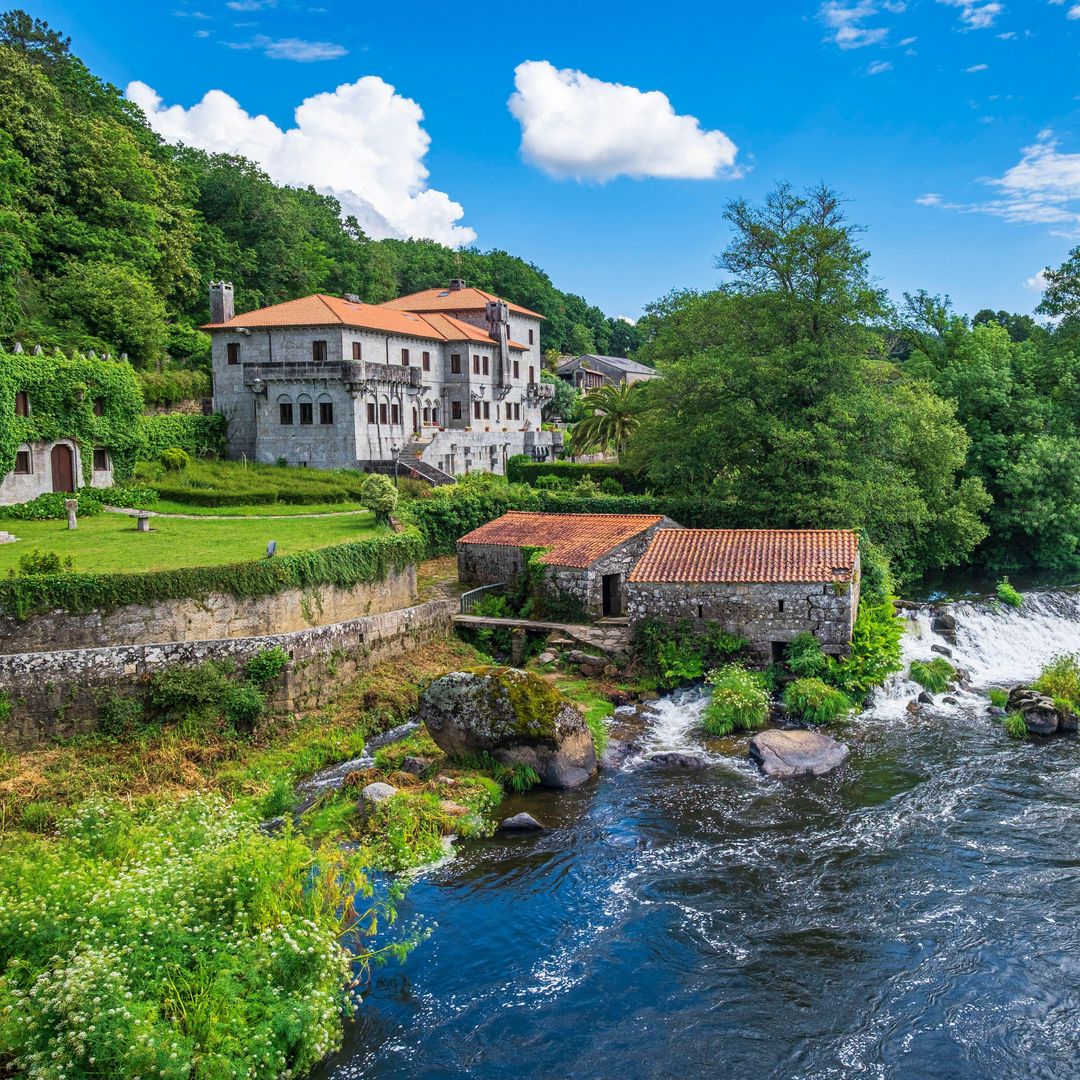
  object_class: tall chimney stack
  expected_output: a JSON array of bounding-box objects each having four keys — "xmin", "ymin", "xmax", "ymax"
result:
[
  {"xmin": 209, "ymin": 281, "xmax": 235, "ymax": 324},
  {"xmin": 449, "ymin": 278, "xmax": 465, "ymax": 291}
]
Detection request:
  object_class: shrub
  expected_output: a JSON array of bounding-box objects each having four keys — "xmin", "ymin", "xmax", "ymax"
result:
[
  {"xmin": 159, "ymin": 446, "xmax": 192, "ymax": 471},
  {"xmin": 909, "ymin": 657, "xmax": 955, "ymax": 694},
  {"xmin": 223, "ymin": 685, "xmax": 266, "ymax": 731},
  {"xmin": 573, "ymin": 477, "xmax": 600, "ymax": 496},
  {"xmin": 785, "ymin": 632, "xmax": 830, "ymax": 679},
  {"xmin": 1033, "ymin": 652, "xmax": 1080, "ymax": 709},
  {"xmin": 96, "ymin": 693, "xmax": 147, "ymax": 738},
  {"xmin": 18, "ymin": 801, "xmax": 56, "ymax": 833},
  {"xmin": 534, "ymin": 474, "xmax": 571, "ymax": 491},
  {"xmin": 1004, "ymin": 711, "xmax": 1029, "ymax": 739},
  {"xmin": 14, "ymin": 549, "xmax": 75, "ymax": 576},
  {"xmin": 105, "ymin": 482, "xmax": 160, "ymax": 508},
  {"xmin": 0, "ymin": 488, "xmax": 105, "ymax": 520},
  {"xmin": 245, "ymin": 646, "xmax": 290, "ymax": 686},
  {"xmin": 632, "ymin": 618, "xmax": 745, "ymax": 689},
  {"xmin": 703, "ymin": 664, "xmax": 770, "ymax": 736},
  {"xmin": 989, "ymin": 688, "xmax": 1009, "ymax": 708},
  {"xmin": 504, "ymin": 458, "xmax": 644, "ymax": 492},
  {"xmin": 136, "ymin": 412, "xmax": 226, "ymax": 461},
  {"xmin": 136, "ymin": 367, "xmax": 211, "ymax": 407},
  {"xmin": 783, "ymin": 677, "xmax": 854, "ymax": 726},
  {"xmin": 996, "ymin": 577, "xmax": 1023, "ymax": 608},
  {"xmin": 599, "ymin": 476, "xmax": 624, "ymax": 496},
  {"xmin": 359, "ymin": 473, "xmax": 399, "ymax": 524}
]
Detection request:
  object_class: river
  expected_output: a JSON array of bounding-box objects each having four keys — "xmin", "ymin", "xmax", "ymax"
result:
[{"xmin": 314, "ymin": 592, "xmax": 1080, "ymax": 1080}]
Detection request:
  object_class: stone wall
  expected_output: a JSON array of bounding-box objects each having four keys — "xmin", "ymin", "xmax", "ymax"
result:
[
  {"xmin": 626, "ymin": 576, "xmax": 859, "ymax": 662},
  {"xmin": 0, "ymin": 597, "xmax": 455, "ymax": 750},
  {"xmin": 0, "ymin": 566, "xmax": 417, "ymax": 654},
  {"xmin": 0, "ymin": 438, "xmax": 114, "ymax": 505},
  {"xmin": 457, "ymin": 542, "xmax": 527, "ymax": 586}
]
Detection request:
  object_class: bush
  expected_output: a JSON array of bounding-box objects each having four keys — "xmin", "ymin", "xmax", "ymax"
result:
[
  {"xmin": 534, "ymin": 474, "xmax": 571, "ymax": 491},
  {"xmin": 1032, "ymin": 652, "xmax": 1080, "ymax": 708},
  {"xmin": 0, "ymin": 488, "xmax": 105, "ymax": 521},
  {"xmin": 1004, "ymin": 711, "xmax": 1028, "ymax": 739},
  {"xmin": 222, "ymin": 684, "xmax": 266, "ymax": 731},
  {"xmin": 359, "ymin": 473, "xmax": 399, "ymax": 524},
  {"xmin": 989, "ymin": 688, "xmax": 1009, "ymax": 708},
  {"xmin": 136, "ymin": 367, "xmax": 211, "ymax": 407},
  {"xmin": 702, "ymin": 664, "xmax": 769, "ymax": 736},
  {"xmin": 159, "ymin": 446, "xmax": 192, "ymax": 471},
  {"xmin": 18, "ymin": 801, "xmax": 56, "ymax": 833},
  {"xmin": 96, "ymin": 693, "xmax": 147, "ymax": 738},
  {"xmin": 909, "ymin": 657, "xmax": 955, "ymax": 694},
  {"xmin": 14, "ymin": 549, "xmax": 75, "ymax": 576},
  {"xmin": 785, "ymin": 632, "xmax": 830, "ymax": 679},
  {"xmin": 245, "ymin": 646, "xmax": 290, "ymax": 686},
  {"xmin": 632, "ymin": 618, "xmax": 745, "ymax": 689},
  {"xmin": 599, "ymin": 476, "xmax": 624, "ymax": 496},
  {"xmin": 505, "ymin": 458, "xmax": 645, "ymax": 492},
  {"xmin": 996, "ymin": 577, "xmax": 1023, "ymax": 608},
  {"xmin": 104, "ymin": 482, "xmax": 160, "ymax": 508},
  {"xmin": 783, "ymin": 677, "xmax": 854, "ymax": 725},
  {"xmin": 136, "ymin": 412, "xmax": 227, "ymax": 461},
  {"xmin": 0, "ymin": 797, "xmax": 388, "ymax": 1079}
]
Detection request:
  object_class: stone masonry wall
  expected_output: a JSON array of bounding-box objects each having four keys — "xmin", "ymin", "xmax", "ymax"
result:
[
  {"xmin": 626, "ymin": 578, "xmax": 859, "ymax": 662},
  {"xmin": 0, "ymin": 566, "xmax": 416, "ymax": 655},
  {"xmin": 457, "ymin": 543, "xmax": 526, "ymax": 586},
  {"xmin": 0, "ymin": 597, "xmax": 455, "ymax": 750}
]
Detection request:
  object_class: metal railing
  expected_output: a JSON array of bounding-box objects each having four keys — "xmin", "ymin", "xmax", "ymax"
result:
[{"xmin": 459, "ymin": 582, "xmax": 508, "ymax": 615}]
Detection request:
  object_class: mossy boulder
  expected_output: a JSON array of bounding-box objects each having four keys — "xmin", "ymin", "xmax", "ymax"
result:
[{"xmin": 418, "ymin": 666, "xmax": 597, "ymax": 788}]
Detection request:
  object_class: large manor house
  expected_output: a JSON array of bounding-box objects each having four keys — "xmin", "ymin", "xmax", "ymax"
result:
[{"xmin": 205, "ymin": 280, "xmax": 560, "ymax": 480}]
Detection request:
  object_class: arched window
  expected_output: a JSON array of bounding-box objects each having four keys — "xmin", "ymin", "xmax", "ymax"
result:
[
  {"xmin": 317, "ymin": 393, "xmax": 334, "ymax": 425},
  {"xmin": 423, "ymin": 406, "xmax": 431, "ymax": 424},
  {"xmin": 297, "ymin": 394, "xmax": 314, "ymax": 426},
  {"xmin": 431, "ymin": 402, "xmax": 439, "ymax": 424},
  {"xmin": 277, "ymin": 395, "xmax": 294, "ymax": 426}
]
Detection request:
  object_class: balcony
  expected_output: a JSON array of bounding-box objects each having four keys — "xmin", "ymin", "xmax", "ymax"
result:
[
  {"xmin": 364, "ymin": 362, "xmax": 423, "ymax": 388},
  {"xmin": 525, "ymin": 381, "xmax": 555, "ymax": 402}
]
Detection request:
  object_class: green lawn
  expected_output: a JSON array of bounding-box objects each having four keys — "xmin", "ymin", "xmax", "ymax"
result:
[
  {"xmin": 0, "ymin": 510, "xmax": 383, "ymax": 574},
  {"xmin": 145, "ymin": 500, "xmax": 366, "ymax": 517}
]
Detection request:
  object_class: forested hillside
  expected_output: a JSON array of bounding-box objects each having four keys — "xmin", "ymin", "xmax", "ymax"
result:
[{"xmin": 0, "ymin": 10, "xmax": 638, "ymax": 366}]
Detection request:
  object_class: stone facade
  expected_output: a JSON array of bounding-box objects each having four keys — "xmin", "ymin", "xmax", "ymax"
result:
[
  {"xmin": 209, "ymin": 282, "xmax": 560, "ymax": 476},
  {"xmin": 626, "ymin": 574, "xmax": 860, "ymax": 663},
  {"xmin": 0, "ymin": 566, "xmax": 416, "ymax": 654},
  {"xmin": 556, "ymin": 354, "xmax": 659, "ymax": 389},
  {"xmin": 0, "ymin": 438, "xmax": 113, "ymax": 505},
  {"xmin": 0, "ymin": 597, "xmax": 454, "ymax": 750}
]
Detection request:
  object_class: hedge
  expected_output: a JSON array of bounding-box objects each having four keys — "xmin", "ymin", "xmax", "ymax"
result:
[
  {"xmin": 0, "ymin": 528, "xmax": 425, "ymax": 619},
  {"xmin": 136, "ymin": 413, "xmax": 227, "ymax": 461},
  {"xmin": 505, "ymin": 457, "xmax": 647, "ymax": 493},
  {"xmin": 136, "ymin": 368, "xmax": 211, "ymax": 407}
]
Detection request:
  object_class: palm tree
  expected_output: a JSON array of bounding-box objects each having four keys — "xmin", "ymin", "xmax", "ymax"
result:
[{"xmin": 569, "ymin": 382, "xmax": 643, "ymax": 457}]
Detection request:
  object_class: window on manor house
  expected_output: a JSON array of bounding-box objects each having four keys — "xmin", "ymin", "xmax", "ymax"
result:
[
  {"xmin": 513, "ymin": 360, "xmax": 520, "ymax": 379},
  {"xmin": 14, "ymin": 449, "xmax": 30, "ymax": 474},
  {"xmin": 227, "ymin": 342, "xmax": 240, "ymax": 365},
  {"xmin": 379, "ymin": 403, "xmax": 388, "ymax": 424},
  {"xmin": 402, "ymin": 348, "xmax": 410, "ymax": 366},
  {"xmin": 319, "ymin": 401, "xmax": 334, "ymax": 425},
  {"xmin": 352, "ymin": 341, "xmax": 362, "ymax": 360},
  {"xmin": 14, "ymin": 391, "xmax": 28, "ymax": 417},
  {"xmin": 391, "ymin": 403, "xmax": 400, "ymax": 425},
  {"xmin": 528, "ymin": 328, "xmax": 534, "ymax": 344},
  {"xmin": 473, "ymin": 401, "xmax": 481, "ymax": 420},
  {"xmin": 280, "ymin": 402, "xmax": 294, "ymax": 425},
  {"xmin": 422, "ymin": 351, "xmax": 431, "ymax": 371},
  {"xmin": 452, "ymin": 400, "xmax": 462, "ymax": 420},
  {"xmin": 472, "ymin": 354, "xmax": 480, "ymax": 375},
  {"xmin": 93, "ymin": 448, "xmax": 109, "ymax": 471},
  {"xmin": 482, "ymin": 355, "xmax": 489, "ymax": 375},
  {"xmin": 451, "ymin": 353, "xmax": 461, "ymax": 373},
  {"xmin": 529, "ymin": 366, "xmax": 535, "ymax": 383},
  {"xmin": 92, "ymin": 398, "xmax": 104, "ymax": 416},
  {"xmin": 367, "ymin": 402, "xmax": 376, "ymax": 424},
  {"xmin": 483, "ymin": 402, "xmax": 490, "ymax": 419},
  {"xmin": 299, "ymin": 401, "xmax": 314, "ymax": 425},
  {"xmin": 312, "ymin": 340, "xmax": 327, "ymax": 363}
]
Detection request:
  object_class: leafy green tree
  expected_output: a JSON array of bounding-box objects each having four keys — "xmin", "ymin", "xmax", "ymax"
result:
[
  {"xmin": 540, "ymin": 370, "xmax": 580, "ymax": 423},
  {"xmin": 570, "ymin": 382, "xmax": 643, "ymax": 457},
  {"xmin": 568, "ymin": 322, "xmax": 595, "ymax": 355},
  {"xmin": 359, "ymin": 473, "xmax": 399, "ymax": 524}
]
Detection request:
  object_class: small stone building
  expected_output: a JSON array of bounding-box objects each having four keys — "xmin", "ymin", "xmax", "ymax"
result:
[
  {"xmin": 555, "ymin": 354, "xmax": 659, "ymax": 390},
  {"xmin": 457, "ymin": 511, "xmax": 679, "ymax": 618},
  {"xmin": 627, "ymin": 529, "xmax": 861, "ymax": 662}
]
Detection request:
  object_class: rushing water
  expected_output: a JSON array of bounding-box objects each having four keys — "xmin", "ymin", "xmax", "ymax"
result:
[{"xmin": 313, "ymin": 594, "xmax": 1080, "ymax": 1080}]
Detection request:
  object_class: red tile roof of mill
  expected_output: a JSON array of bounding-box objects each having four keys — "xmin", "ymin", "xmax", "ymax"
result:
[
  {"xmin": 629, "ymin": 529, "xmax": 860, "ymax": 584},
  {"xmin": 458, "ymin": 511, "xmax": 665, "ymax": 569}
]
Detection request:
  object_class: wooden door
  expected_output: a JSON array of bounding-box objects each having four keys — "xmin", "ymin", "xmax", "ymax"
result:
[{"xmin": 50, "ymin": 444, "xmax": 75, "ymax": 493}]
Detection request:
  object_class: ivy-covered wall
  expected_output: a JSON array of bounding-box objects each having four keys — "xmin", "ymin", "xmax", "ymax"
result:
[{"xmin": 0, "ymin": 349, "xmax": 144, "ymax": 481}]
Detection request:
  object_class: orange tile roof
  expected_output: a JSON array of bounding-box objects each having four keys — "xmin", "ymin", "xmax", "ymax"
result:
[
  {"xmin": 382, "ymin": 286, "xmax": 545, "ymax": 320},
  {"xmin": 201, "ymin": 293, "xmax": 525, "ymax": 348},
  {"xmin": 629, "ymin": 529, "xmax": 859, "ymax": 584},
  {"xmin": 459, "ymin": 511, "xmax": 665, "ymax": 568}
]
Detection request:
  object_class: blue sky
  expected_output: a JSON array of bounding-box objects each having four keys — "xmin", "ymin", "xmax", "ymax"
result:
[{"xmin": 27, "ymin": 0, "xmax": 1080, "ymax": 320}]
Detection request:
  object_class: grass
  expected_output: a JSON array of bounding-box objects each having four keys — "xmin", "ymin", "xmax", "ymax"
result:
[
  {"xmin": 996, "ymin": 576, "xmax": 1024, "ymax": 608},
  {"xmin": 0, "ymin": 510, "xmax": 382, "ymax": 575},
  {"xmin": 989, "ymin": 688, "xmax": 1009, "ymax": 708},
  {"xmin": 909, "ymin": 657, "xmax": 956, "ymax": 694},
  {"xmin": 551, "ymin": 674, "xmax": 613, "ymax": 753},
  {"xmin": 782, "ymin": 677, "xmax": 854, "ymax": 726},
  {"xmin": 1004, "ymin": 712, "xmax": 1029, "ymax": 739},
  {"xmin": 144, "ymin": 499, "xmax": 368, "ymax": 517}
]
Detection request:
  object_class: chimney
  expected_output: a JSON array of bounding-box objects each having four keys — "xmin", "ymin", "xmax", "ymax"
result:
[
  {"xmin": 209, "ymin": 281, "xmax": 235, "ymax": 324},
  {"xmin": 449, "ymin": 278, "xmax": 465, "ymax": 291}
]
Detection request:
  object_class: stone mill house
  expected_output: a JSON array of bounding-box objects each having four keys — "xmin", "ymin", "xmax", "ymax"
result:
[
  {"xmin": 205, "ymin": 279, "xmax": 561, "ymax": 481},
  {"xmin": 458, "ymin": 515, "xmax": 861, "ymax": 659}
]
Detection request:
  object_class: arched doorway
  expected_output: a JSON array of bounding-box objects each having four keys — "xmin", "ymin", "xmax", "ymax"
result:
[{"xmin": 50, "ymin": 444, "xmax": 75, "ymax": 493}]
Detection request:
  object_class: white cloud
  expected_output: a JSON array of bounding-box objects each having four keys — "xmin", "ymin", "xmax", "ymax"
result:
[
  {"xmin": 1025, "ymin": 269, "xmax": 1049, "ymax": 291},
  {"xmin": 226, "ymin": 0, "xmax": 275, "ymax": 9},
  {"xmin": 866, "ymin": 60, "xmax": 893, "ymax": 74},
  {"xmin": 195, "ymin": 29, "xmax": 211, "ymax": 37},
  {"xmin": 965, "ymin": 62, "xmax": 989, "ymax": 71},
  {"xmin": 899, "ymin": 35, "xmax": 918, "ymax": 43},
  {"xmin": 1068, "ymin": 3, "xmax": 1080, "ymax": 16},
  {"xmin": 507, "ymin": 60, "xmax": 738, "ymax": 181},
  {"xmin": 937, "ymin": 0, "xmax": 1004, "ymax": 30},
  {"xmin": 221, "ymin": 35, "xmax": 346, "ymax": 61},
  {"xmin": 996, "ymin": 30, "xmax": 1016, "ymax": 38},
  {"xmin": 128, "ymin": 78, "xmax": 475, "ymax": 246},
  {"xmin": 916, "ymin": 192, "xmax": 943, "ymax": 205},
  {"xmin": 919, "ymin": 132, "xmax": 1080, "ymax": 236},
  {"xmin": 818, "ymin": 2, "xmax": 890, "ymax": 48}
]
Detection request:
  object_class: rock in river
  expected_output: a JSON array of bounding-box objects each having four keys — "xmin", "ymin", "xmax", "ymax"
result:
[
  {"xmin": 1006, "ymin": 686, "xmax": 1074, "ymax": 736},
  {"xmin": 646, "ymin": 751, "xmax": 710, "ymax": 769},
  {"xmin": 500, "ymin": 812, "xmax": 546, "ymax": 831},
  {"xmin": 419, "ymin": 666, "xmax": 597, "ymax": 789},
  {"xmin": 748, "ymin": 729, "xmax": 850, "ymax": 779}
]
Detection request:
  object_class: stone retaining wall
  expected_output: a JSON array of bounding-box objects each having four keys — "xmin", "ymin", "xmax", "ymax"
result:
[
  {"xmin": 0, "ymin": 598, "xmax": 454, "ymax": 750},
  {"xmin": 0, "ymin": 566, "xmax": 417, "ymax": 654}
]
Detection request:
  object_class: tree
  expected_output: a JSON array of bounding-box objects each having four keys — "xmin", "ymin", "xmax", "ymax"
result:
[
  {"xmin": 570, "ymin": 382, "xmax": 643, "ymax": 457},
  {"xmin": 540, "ymin": 370, "xmax": 580, "ymax": 423},
  {"xmin": 568, "ymin": 323, "xmax": 595, "ymax": 355},
  {"xmin": 359, "ymin": 473, "xmax": 399, "ymax": 525},
  {"xmin": 627, "ymin": 184, "xmax": 989, "ymax": 580},
  {"xmin": 972, "ymin": 308, "xmax": 1038, "ymax": 343}
]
